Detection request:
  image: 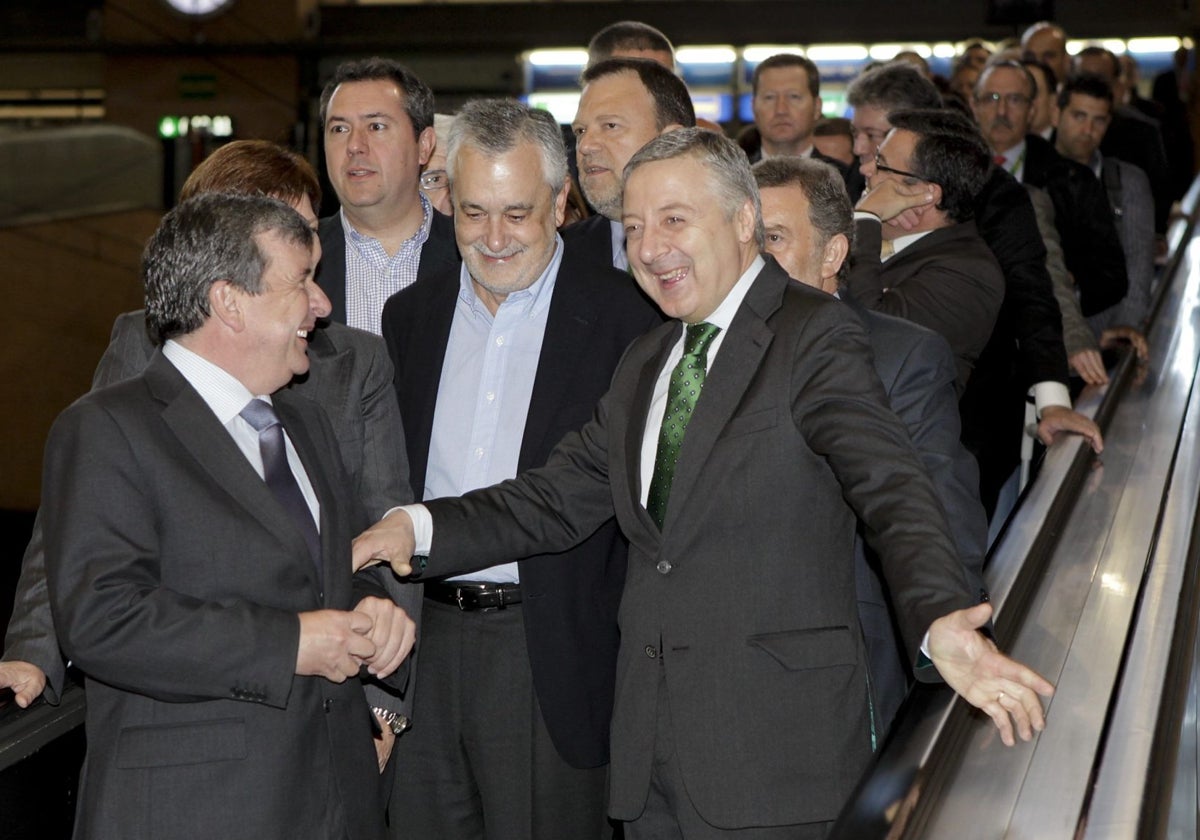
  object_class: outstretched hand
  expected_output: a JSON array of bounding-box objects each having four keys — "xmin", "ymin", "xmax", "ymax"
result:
[
  {"xmin": 928, "ymin": 602, "xmax": 1055, "ymax": 746},
  {"xmin": 352, "ymin": 509, "xmax": 416, "ymax": 576}
]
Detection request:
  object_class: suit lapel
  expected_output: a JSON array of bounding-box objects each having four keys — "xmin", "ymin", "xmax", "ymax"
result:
[
  {"xmin": 316, "ymin": 217, "xmax": 348, "ymax": 325},
  {"xmin": 622, "ymin": 323, "xmax": 680, "ymax": 548},
  {"xmin": 402, "ymin": 275, "xmax": 458, "ymax": 499},
  {"xmin": 148, "ymin": 357, "xmax": 321, "ymax": 593},
  {"xmin": 658, "ymin": 265, "xmax": 781, "ymax": 534},
  {"xmin": 275, "ymin": 394, "xmax": 339, "ymax": 600},
  {"xmin": 292, "ymin": 327, "xmax": 350, "ymax": 414}
]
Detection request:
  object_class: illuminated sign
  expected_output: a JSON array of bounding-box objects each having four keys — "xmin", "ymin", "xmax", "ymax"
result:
[{"xmin": 158, "ymin": 114, "xmax": 234, "ymax": 139}]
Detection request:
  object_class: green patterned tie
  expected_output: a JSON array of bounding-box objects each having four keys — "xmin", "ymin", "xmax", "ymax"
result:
[{"xmin": 646, "ymin": 321, "xmax": 722, "ymax": 529}]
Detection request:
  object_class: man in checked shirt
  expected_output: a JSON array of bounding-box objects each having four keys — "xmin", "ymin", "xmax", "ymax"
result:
[{"xmin": 316, "ymin": 57, "xmax": 461, "ymax": 334}]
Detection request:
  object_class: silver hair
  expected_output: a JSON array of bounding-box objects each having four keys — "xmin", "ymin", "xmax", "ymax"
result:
[
  {"xmin": 143, "ymin": 192, "xmax": 313, "ymax": 344},
  {"xmin": 623, "ymin": 127, "xmax": 765, "ymax": 250},
  {"xmin": 446, "ymin": 98, "xmax": 568, "ymax": 193}
]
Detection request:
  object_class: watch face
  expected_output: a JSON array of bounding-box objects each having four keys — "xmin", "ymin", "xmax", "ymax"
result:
[{"xmin": 164, "ymin": 0, "xmax": 235, "ymax": 16}]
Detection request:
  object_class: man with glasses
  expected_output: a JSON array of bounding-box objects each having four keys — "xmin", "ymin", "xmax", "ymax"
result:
[
  {"xmin": 973, "ymin": 60, "xmax": 1128, "ymax": 322},
  {"xmin": 846, "ymin": 108, "xmax": 1005, "ymax": 394}
]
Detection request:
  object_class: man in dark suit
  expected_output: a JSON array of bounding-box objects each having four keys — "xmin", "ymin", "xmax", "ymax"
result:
[
  {"xmin": 316, "ymin": 57, "xmax": 460, "ymax": 333},
  {"xmin": 42, "ymin": 194, "xmax": 414, "ymax": 839},
  {"xmin": 358, "ymin": 129, "xmax": 1053, "ymax": 838},
  {"xmin": 565, "ymin": 57, "xmax": 696, "ymax": 271},
  {"xmin": 746, "ymin": 53, "xmax": 866, "ymax": 199},
  {"xmin": 847, "ymin": 61, "xmax": 1101, "ymax": 518},
  {"xmin": 1, "ymin": 141, "xmax": 419, "ymax": 757},
  {"xmin": 381, "ymin": 100, "xmax": 661, "ymax": 839},
  {"xmin": 755, "ymin": 155, "xmax": 990, "ymax": 737},
  {"xmin": 845, "ymin": 108, "xmax": 1005, "ymax": 394}
]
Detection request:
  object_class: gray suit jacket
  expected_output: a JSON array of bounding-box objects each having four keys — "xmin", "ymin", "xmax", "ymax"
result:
[
  {"xmin": 42, "ymin": 355, "xmax": 387, "ymax": 840},
  {"xmin": 1089, "ymin": 157, "xmax": 1156, "ymax": 334},
  {"xmin": 415, "ymin": 260, "xmax": 976, "ymax": 828},
  {"xmin": 4, "ymin": 313, "xmax": 419, "ymax": 719}
]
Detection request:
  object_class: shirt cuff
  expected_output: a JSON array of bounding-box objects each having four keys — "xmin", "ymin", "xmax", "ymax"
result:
[
  {"xmin": 1032, "ymin": 381, "xmax": 1072, "ymax": 418},
  {"xmin": 854, "ymin": 210, "xmax": 881, "ymax": 223},
  {"xmin": 381, "ymin": 503, "xmax": 433, "ymax": 555}
]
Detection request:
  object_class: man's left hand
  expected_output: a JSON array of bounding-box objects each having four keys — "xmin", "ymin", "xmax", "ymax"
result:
[
  {"xmin": 352, "ymin": 596, "xmax": 416, "ymax": 679},
  {"xmin": 1037, "ymin": 405, "xmax": 1103, "ymax": 453},
  {"xmin": 928, "ymin": 602, "xmax": 1055, "ymax": 746}
]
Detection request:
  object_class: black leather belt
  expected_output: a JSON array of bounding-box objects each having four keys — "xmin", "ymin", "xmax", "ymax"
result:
[{"xmin": 424, "ymin": 581, "xmax": 522, "ymax": 611}]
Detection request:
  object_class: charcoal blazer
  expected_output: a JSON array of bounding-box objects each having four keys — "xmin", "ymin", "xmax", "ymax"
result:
[
  {"xmin": 317, "ymin": 208, "xmax": 460, "ymax": 327},
  {"xmin": 380, "ymin": 240, "xmax": 662, "ymax": 769},
  {"xmin": 561, "ymin": 213, "xmax": 620, "ymax": 269},
  {"xmin": 42, "ymin": 355, "xmax": 387, "ymax": 840},
  {"xmin": 416, "ymin": 259, "xmax": 976, "ymax": 828},
  {"xmin": 4, "ymin": 314, "xmax": 418, "ymax": 719}
]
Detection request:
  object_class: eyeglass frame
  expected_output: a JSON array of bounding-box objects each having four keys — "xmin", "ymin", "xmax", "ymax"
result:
[
  {"xmin": 420, "ymin": 169, "xmax": 448, "ymax": 191},
  {"xmin": 973, "ymin": 91, "xmax": 1032, "ymax": 108},
  {"xmin": 872, "ymin": 153, "xmax": 936, "ymax": 186}
]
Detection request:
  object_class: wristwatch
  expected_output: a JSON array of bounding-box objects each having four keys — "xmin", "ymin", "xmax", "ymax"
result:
[{"xmin": 372, "ymin": 706, "xmax": 411, "ymax": 736}]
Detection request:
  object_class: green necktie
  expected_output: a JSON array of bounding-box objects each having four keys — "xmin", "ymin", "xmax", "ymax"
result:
[{"xmin": 646, "ymin": 321, "xmax": 722, "ymax": 529}]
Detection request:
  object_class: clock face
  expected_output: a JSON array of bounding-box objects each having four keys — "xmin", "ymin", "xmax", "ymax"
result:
[{"xmin": 164, "ymin": 0, "xmax": 235, "ymax": 16}]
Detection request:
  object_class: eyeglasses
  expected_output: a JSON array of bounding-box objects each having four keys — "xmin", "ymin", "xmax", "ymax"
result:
[
  {"xmin": 872, "ymin": 154, "xmax": 934, "ymax": 185},
  {"xmin": 974, "ymin": 91, "xmax": 1032, "ymax": 108},
  {"xmin": 420, "ymin": 169, "xmax": 447, "ymax": 191}
]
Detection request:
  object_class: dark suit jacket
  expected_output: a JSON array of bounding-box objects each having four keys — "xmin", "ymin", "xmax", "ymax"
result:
[
  {"xmin": 380, "ymin": 242, "xmax": 662, "ymax": 769},
  {"xmin": 1023, "ymin": 133, "xmax": 1129, "ymax": 316},
  {"xmin": 316, "ymin": 208, "xmax": 460, "ymax": 326},
  {"xmin": 1101, "ymin": 106, "xmax": 1173, "ymax": 232},
  {"xmin": 846, "ymin": 219, "xmax": 1005, "ymax": 394},
  {"xmin": 417, "ymin": 259, "xmax": 976, "ymax": 828},
  {"xmin": 846, "ymin": 301, "xmax": 989, "ymax": 737},
  {"xmin": 4, "ymin": 315, "xmax": 419, "ymax": 720},
  {"xmin": 959, "ymin": 167, "xmax": 1069, "ymax": 513},
  {"xmin": 41, "ymin": 355, "xmax": 387, "ymax": 840},
  {"xmin": 561, "ymin": 213, "xmax": 619, "ymax": 269}
]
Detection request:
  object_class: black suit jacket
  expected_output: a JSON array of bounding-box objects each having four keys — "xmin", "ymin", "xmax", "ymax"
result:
[
  {"xmin": 418, "ymin": 259, "xmax": 975, "ymax": 827},
  {"xmin": 1101, "ymin": 106, "xmax": 1173, "ymax": 232},
  {"xmin": 1023, "ymin": 133, "xmax": 1128, "ymax": 316},
  {"xmin": 381, "ymin": 241, "xmax": 662, "ymax": 769},
  {"xmin": 959, "ymin": 167, "xmax": 1069, "ymax": 512},
  {"xmin": 561, "ymin": 213, "xmax": 619, "ymax": 269},
  {"xmin": 42, "ymin": 356, "xmax": 387, "ymax": 840},
  {"xmin": 316, "ymin": 209, "xmax": 460, "ymax": 327},
  {"xmin": 846, "ymin": 219, "xmax": 1005, "ymax": 394}
]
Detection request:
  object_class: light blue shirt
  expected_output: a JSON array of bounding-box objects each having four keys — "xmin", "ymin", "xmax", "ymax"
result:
[
  {"xmin": 341, "ymin": 194, "xmax": 433, "ymax": 335},
  {"xmin": 425, "ymin": 235, "xmax": 565, "ymax": 583}
]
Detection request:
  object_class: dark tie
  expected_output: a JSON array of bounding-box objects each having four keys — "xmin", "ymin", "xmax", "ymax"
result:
[
  {"xmin": 645, "ymin": 322, "xmax": 721, "ymax": 529},
  {"xmin": 239, "ymin": 398, "xmax": 322, "ymax": 570}
]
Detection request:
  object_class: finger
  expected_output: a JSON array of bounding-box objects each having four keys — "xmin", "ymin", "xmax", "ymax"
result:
[
  {"xmin": 388, "ymin": 556, "xmax": 414, "ymax": 577},
  {"xmin": 998, "ymin": 689, "xmax": 1034, "ymax": 741},
  {"xmin": 986, "ymin": 698, "xmax": 1016, "ymax": 747},
  {"xmin": 349, "ymin": 610, "xmax": 374, "ymax": 634}
]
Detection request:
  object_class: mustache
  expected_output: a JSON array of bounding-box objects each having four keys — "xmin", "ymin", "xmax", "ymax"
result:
[
  {"xmin": 472, "ymin": 242, "xmax": 526, "ymax": 259},
  {"xmin": 989, "ymin": 116, "xmax": 1014, "ymax": 130}
]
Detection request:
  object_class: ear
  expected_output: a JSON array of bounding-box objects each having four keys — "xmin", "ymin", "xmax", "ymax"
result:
[
  {"xmin": 813, "ymin": 96, "xmax": 824, "ymax": 119},
  {"xmin": 820, "ymin": 233, "xmax": 849, "ymax": 285},
  {"xmin": 735, "ymin": 198, "xmax": 757, "ymax": 246},
  {"xmin": 553, "ymin": 179, "xmax": 570, "ymax": 228},
  {"xmin": 924, "ymin": 183, "xmax": 944, "ymax": 213},
  {"xmin": 659, "ymin": 122, "xmax": 685, "ymax": 137},
  {"xmin": 209, "ymin": 280, "xmax": 245, "ymax": 333},
  {"xmin": 417, "ymin": 126, "xmax": 436, "ymax": 167}
]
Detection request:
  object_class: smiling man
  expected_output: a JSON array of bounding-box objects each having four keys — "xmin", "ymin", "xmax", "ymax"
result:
[
  {"xmin": 565, "ymin": 57, "xmax": 695, "ymax": 270},
  {"xmin": 316, "ymin": 58, "xmax": 460, "ymax": 333},
  {"xmin": 380, "ymin": 99, "xmax": 659, "ymax": 840},
  {"xmin": 358, "ymin": 128, "xmax": 1054, "ymax": 838},
  {"xmin": 42, "ymin": 193, "xmax": 412, "ymax": 840}
]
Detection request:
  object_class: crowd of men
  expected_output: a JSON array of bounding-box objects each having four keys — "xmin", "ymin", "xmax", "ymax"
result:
[{"xmin": 1, "ymin": 15, "xmax": 1183, "ymax": 840}]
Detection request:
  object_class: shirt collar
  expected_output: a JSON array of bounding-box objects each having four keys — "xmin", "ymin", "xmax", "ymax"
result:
[
  {"xmin": 699, "ymin": 254, "xmax": 765, "ymax": 332},
  {"xmin": 339, "ymin": 192, "xmax": 434, "ymax": 251},
  {"xmin": 162, "ymin": 339, "xmax": 262, "ymax": 425},
  {"xmin": 997, "ymin": 138, "xmax": 1027, "ymax": 180}
]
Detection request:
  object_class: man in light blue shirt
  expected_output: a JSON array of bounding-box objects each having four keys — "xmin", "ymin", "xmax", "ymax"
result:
[{"xmin": 381, "ymin": 99, "xmax": 660, "ymax": 840}]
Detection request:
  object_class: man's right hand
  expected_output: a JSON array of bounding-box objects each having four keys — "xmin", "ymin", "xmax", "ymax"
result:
[
  {"xmin": 295, "ymin": 610, "xmax": 375, "ymax": 682},
  {"xmin": 0, "ymin": 661, "xmax": 47, "ymax": 708},
  {"xmin": 856, "ymin": 179, "xmax": 936, "ymax": 224},
  {"xmin": 351, "ymin": 509, "xmax": 416, "ymax": 576}
]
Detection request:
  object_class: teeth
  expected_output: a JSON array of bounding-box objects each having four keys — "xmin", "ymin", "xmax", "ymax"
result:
[
  {"xmin": 297, "ymin": 329, "xmax": 310, "ymax": 339},
  {"xmin": 656, "ymin": 268, "xmax": 687, "ymax": 283}
]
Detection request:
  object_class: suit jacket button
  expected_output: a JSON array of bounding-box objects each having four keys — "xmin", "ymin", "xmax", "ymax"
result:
[
  {"xmin": 656, "ymin": 560, "xmax": 672, "ymax": 574},
  {"xmin": 644, "ymin": 645, "xmax": 658, "ymax": 658}
]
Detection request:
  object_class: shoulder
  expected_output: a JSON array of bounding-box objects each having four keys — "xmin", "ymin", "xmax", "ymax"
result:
[
  {"xmin": 318, "ymin": 214, "xmax": 343, "ymax": 244},
  {"xmin": 560, "ymin": 214, "xmax": 610, "ymax": 243}
]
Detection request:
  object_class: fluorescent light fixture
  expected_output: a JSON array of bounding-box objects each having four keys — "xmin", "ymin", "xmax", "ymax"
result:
[
  {"xmin": 1066, "ymin": 39, "xmax": 1085, "ymax": 56},
  {"xmin": 677, "ymin": 46, "xmax": 736, "ymax": 64},
  {"xmin": 869, "ymin": 43, "xmax": 931, "ymax": 60},
  {"xmin": 932, "ymin": 43, "xmax": 958, "ymax": 58},
  {"xmin": 806, "ymin": 45, "xmax": 869, "ymax": 62},
  {"xmin": 1101, "ymin": 39, "xmax": 1127, "ymax": 55},
  {"xmin": 527, "ymin": 49, "xmax": 588, "ymax": 67},
  {"xmin": 523, "ymin": 92, "xmax": 581, "ymax": 124},
  {"xmin": 1127, "ymin": 37, "xmax": 1183, "ymax": 54},
  {"xmin": 743, "ymin": 45, "xmax": 804, "ymax": 62}
]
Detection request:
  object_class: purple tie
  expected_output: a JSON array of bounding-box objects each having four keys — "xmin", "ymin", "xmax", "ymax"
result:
[{"xmin": 239, "ymin": 399, "xmax": 322, "ymax": 572}]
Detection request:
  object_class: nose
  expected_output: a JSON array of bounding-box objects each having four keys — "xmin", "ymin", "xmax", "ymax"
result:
[
  {"xmin": 853, "ymin": 133, "xmax": 874, "ymax": 161},
  {"xmin": 308, "ymin": 280, "xmax": 332, "ymax": 319},
  {"xmin": 859, "ymin": 155, "xmax": 877, "ymax": 181},
  {"xmin": 577, "ymin": 129, "xmax": 599, "ymax": 158},
  {"xmin": 773, "ymin": 96, "xmax": 790, "ymax": 115},
  {"xmin": 345, "ymin": 126, "xmax": 365, "ymax": 156},
  {"xmin": 486, "ymin": 217, "xmax": 508, "ymax": 254},
  {"xmin": 636, "ymin": 222, "xmax": 668, "ymax": 267}
]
